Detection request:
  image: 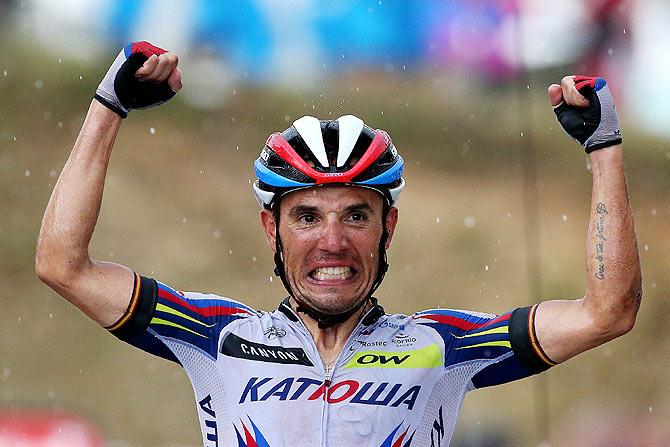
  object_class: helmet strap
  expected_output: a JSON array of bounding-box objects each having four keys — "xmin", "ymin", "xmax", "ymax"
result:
[{"xmin": 271, "ymin": 200, "xmax": 391, "ymax": 329}]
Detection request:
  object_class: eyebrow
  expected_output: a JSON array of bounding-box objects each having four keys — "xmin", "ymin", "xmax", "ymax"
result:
[{"xmin": 287, "ymin": 202, "xmax": 375, "ymax": 218}]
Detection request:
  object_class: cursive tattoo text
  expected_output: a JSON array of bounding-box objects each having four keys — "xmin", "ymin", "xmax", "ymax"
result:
[{"xmin": 594, "ymin": 202, "xmax": 607, "ymax": 280}]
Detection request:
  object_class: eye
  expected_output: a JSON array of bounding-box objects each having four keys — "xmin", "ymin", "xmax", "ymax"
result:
[
  {"xmin": 350, "ymin": 212, "xmax": 367, "ymax": 222},
  {"xmin": 299, "ymin": 214, "xmax": 316, "ymax": 224}
]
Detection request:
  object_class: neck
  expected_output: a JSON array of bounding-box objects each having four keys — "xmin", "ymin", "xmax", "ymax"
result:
[{"xmin": 291, "ymin": 297, "xmax": 370, "ymax": 361}]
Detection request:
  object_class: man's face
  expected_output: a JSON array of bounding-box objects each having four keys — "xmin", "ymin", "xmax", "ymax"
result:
[{"xmin": 261, "ymin": 185, "xmax": 398, "ymax": 315}]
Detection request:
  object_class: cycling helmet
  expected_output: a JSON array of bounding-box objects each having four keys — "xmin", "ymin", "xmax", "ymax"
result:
[
  {"xmin": 252, "ymin": 115, "xmax": 405, "ymax": 328},
  {"xmin": 253, "ymin": 115, "xmax": 405, "ymax": 209}
]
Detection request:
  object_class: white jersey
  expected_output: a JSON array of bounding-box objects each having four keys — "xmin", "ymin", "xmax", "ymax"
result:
[{"xmin": 109, "ymin": 273, "xmax": 554, "ymax": 447}]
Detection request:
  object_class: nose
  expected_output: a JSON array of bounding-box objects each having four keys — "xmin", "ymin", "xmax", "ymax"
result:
[{"xmin": 317, "ymin": 217, "xmax": 349, "ymax": 253}]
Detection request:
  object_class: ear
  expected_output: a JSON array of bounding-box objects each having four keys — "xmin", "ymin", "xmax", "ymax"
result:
[
  {"xmin": 260, "ymin": 209, "xmax": 277, "ymax": 252},
  {"xmin": 383, "ymin": 206, "xmax": 399, "ymax": 249}
]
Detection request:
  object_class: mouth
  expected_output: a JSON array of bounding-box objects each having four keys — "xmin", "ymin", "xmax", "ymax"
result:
[{"xmin": 308, "ymin": 266, "xmax": 357, "ymax": 283}]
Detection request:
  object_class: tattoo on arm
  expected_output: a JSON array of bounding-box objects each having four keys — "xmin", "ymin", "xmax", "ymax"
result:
[{"xmin": 594, "ymin": 202, "xmax": 607, "ymax": 280}]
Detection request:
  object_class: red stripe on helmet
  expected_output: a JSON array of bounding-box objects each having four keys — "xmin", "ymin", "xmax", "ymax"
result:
[
  {"xmin": 334, "ymin": 130, "xmax": 390, "ymax": 182},
  {"xmin": 266, "ymin": 130, "xmax": 390, "ymax": 185}
]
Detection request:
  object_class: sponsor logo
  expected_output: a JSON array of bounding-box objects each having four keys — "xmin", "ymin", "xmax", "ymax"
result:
[
  {"xmin": 239, "ymin": 377, "xmax": 421, "ymax": 410},
  {"xmin": 391, "ymin": 333, "xmax": 417, "ymax": 346},
  {"xmin": 355, "ymin": 340, "xmax": 387, "ymax": 348},
  {"xmin": 221, "ymin": 333, "xmax": 313, "ymax": 366},
  {"xmin": 263, "ymin": 326, "xmax": 286, "ymax": 340},
  {"xmin": 344, "ymin": 345, "xmax": 442, "ymax": 369},
  {"xmin": 198, "ymin": 394, "xmax": 219, "ymax": 447},
  {"xmin": 379, "ymin": 321, "xmax": 405, "ymax": 331},
  {"xmin": 260, "ymin": 148, "xmax": 270, "ymax": 161}
]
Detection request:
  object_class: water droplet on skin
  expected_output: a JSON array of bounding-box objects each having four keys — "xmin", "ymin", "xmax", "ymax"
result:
[{"xmin": 149, "ymin": 127, "xmax": 156, "ymax": 134}]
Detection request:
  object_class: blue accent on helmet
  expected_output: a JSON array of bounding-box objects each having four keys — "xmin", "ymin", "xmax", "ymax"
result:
[
  {"xmin": 358, "ymin": 157, "xmax": 404, "ymax": 186},
  {"xmin": 124, "ymin": 42, "xmax": 133, "ymax": 58},
  {"xmin": 254, "ymin": 160, "xmax": 311, "ymax": 188},
  {"xmin": 594, "ymin": 77, "xmax": 606, "ymax": 92}
]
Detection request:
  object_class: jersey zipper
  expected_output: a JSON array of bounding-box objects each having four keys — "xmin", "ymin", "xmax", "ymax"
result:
[{"xmin": 280, "ymin": 304, "xmax": 382, "ymax": 447}]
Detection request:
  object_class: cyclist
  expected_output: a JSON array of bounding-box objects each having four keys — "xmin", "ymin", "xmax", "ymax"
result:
[{"xmin": 36, "ymin": 42, "xmax": 641, "ymax": 446}]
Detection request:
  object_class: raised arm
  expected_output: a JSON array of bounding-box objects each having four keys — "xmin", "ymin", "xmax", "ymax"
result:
[
  {"xmin": 35, "ymin": 42, "xmax": 181, "ymax": 327},
  {"xmin": 533, "ymin": 76, "xmax": 642, "ymax": 363}
]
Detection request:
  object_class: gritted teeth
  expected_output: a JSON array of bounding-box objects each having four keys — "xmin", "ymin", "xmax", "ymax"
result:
[{"xmin": 311, "ymin": 266, "xmax": 354, "ymax": 280}]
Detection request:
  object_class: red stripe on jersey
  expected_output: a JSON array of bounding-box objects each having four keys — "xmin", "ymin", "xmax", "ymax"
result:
[
  {"xmin": 157, "ymin": 288, "xmax": 250, "ymax": 318},
  {"xmin": 419, "ymin": 312, "xmax": 510, "ymax": 331}
]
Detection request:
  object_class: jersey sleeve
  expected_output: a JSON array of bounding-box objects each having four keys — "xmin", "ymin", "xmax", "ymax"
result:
[
  {"xmin": 413, "ymin": 304, "xmax": 557, "ymax": 388},
  {"xmin": 106, "ymin": 272, "xmax": 255, "ymax": 364}
]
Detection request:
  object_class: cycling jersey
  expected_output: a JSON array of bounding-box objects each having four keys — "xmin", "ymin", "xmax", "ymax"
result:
[{"xmin": 109, "ymin": 273, "xmax": 555, "ymax": 447}]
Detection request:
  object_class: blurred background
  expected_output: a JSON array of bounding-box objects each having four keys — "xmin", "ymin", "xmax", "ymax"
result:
[{"xmin": 1, "ymin": 0, "xmax": 669, "ymax": 446}]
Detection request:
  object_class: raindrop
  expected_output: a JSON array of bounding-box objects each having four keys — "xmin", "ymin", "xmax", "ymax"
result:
[
  {"xmin": 506, "ymin": 212, "xmax": 512, "ymax": 218},
  {"xmin": 651, "ymin": 209, "xmax": 657, "ymax": 216},
  {"xmin": 25, "ymin": 169, "xmax": 31, "ymax": 177},
  {"xmin": 607, "ymin": 48, "xmax": 613, "ymax": 55},
  {"xmin": 561, "ymin": 214, "xmax": 567, "ymax": 221},
  {"xmin": 435, "ymin": 217, "xmax": 440, "ymax": 224},
  {"xmin": 213, "ymin": 230, "xmax": 221, "ymax": 239},
  {"xmin": 49, "ymin": 313, "xmax": 53, "ymax": 318},
  {"xmin": 252, "ymin": 256, "xmax": 257, "ymax": 262},
  {"xmin": 464, "ymin": 216, "xmax": 476, "ymax": 228},
  {"xmin": 149, "ymin": 127, "xmax": 156, "ymax": 135},
  {"xmin": 3, "ymin": 70, "xmax": 7, "ymax": 77},
  {"xmin": 484, "ymin": 265, "xmax": 489, "ymax": 271},
  {"xmin": 623, "ymin": 29, "xmax": 627, "ymax": 34},
  {"xmin": 12, "ymin": 136, "xmax": 16, "ymax": 141},
  {"xmin": 649, "ymin": 406, "xmax": 653, "ymax": 413},
  {"xmin": 58, "ymin": 121, "xmax": 63, "ymax": 128},
  {"xmin": 229, "ymin": 249, "xmax": 233, "ymax": 255},
  {"xmin": 182, "ymin": 217, "xmax": 187, "ymax": 223},
  {"xmin": 79, "ymin": 75, "xmax": 83, "ymax": 80},
  {"xmin": 520, "ymin": 131, "xmax": 524, "ymax": 137},
  {"xmin": 644, "ymin": 245, "xmax": 649, "ymax": 251},
  {"xmin": 35, "ymin": 80, "xmax": 44, "ymax": 89},
  {"xmin": 1, "ymin": 367, "xmax": 10, "ymax": 382},
  {"xmin": 48, "ymin": 390, "xmax": 56, "ymax": 399},
  {"xmin": 269, "ymin": 276, "xmax": 273, "ymax": 282},
  {"xmin": 58, "ymin": 58, "xmax": 62, "ymax": 63}
]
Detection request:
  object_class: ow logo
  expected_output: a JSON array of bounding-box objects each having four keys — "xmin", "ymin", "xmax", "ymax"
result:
[{"xmin": 357, "ymin": 354, "xmax": 410, "ymax": 366}]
